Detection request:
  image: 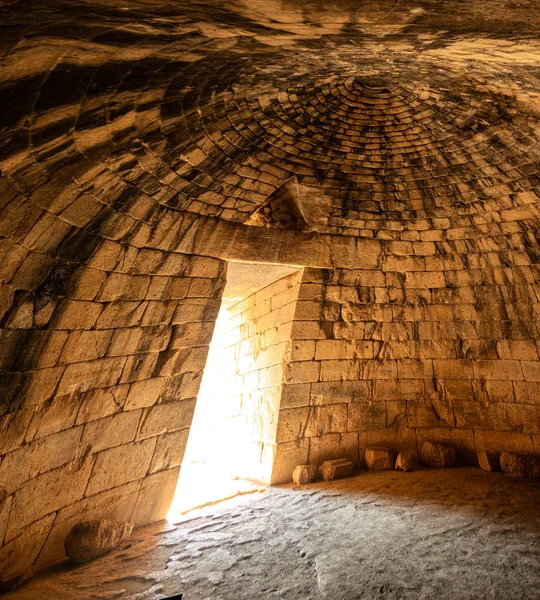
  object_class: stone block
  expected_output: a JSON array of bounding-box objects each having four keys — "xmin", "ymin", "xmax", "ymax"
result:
[
  {"xmin": 157, "ymin": 346, "xmax": 209, "ymax": 377},
  {"xmin": 97, "ymin": 274, "xmax": 150, "ymax": 302},
  {"xmin": 292, "ymin": 464, "xmax": 318, "ymax": 485},
  {"xmin": 497, "ymin": 340, "xmax": 538, "ymax": 361},
  {"xmin": 170, "ymin": 321, "xmax": 215, "ymax": 348},
  {"xmin": 472, "ymin": 360, "xmax": 523, "ymax": 381},
  {"xmin": 57, "ymin": 357, "xmax": 125, "ymax": 397},
  {"xmin": 285, "ymin": 360, "xmax": 320, "ymax": 384},
  {"xmin": 361, "ymin": 359, "xmax": 397, "ymax": 380},
  {"xmin": 474, "ymin": 430, "xmax": 534, "ymax": 455},
  {"xmin": 433, "ymin": 359, "xmax": 473, "ymax": 380},
  {"xmin": 146, "ymin": 276, "xmax": 171, "ymax": 300},
  {"xmin": 0, "ymin": 427, "xmax": 82, "ymax": 495},
  {"xmin": 311, "ymin": 380, "xmax": 371, "ymax": 405},
  {"xmin": 420, "ymin": 441, "xmax": 456, "ymax": 468},
  {"xmin": 0, "ymin": 330, "xmax": 27, "ymax": 372},
  {"xmin": 319, "ymin": 458, "xmax": 354, "ymax": 481},
  {"xmin": 13, "ymin": 330, "xmax": 68, "ymax": 370},
  {"xmin": 395, "ymin": 449, "xmax": 417, "ymax": 472},
  {"xmin": 387, "ymin": 400, "xmax": 407, "ymax": 429},
  {"xmin": 149, "ymin": 429, "xmax": 190, "ymax": 474},
  {"xmin": 82, "ymin": 412, "xmax": 140, "ymax": 453},
  {"xmin": 35, "ymin": 480, "xmax": 141, "ymax": 569},
  {"xmin": 51, "ymin": 300, "xmax": 103, "ymax": 330},
  {"xmin": 0, "ymin": 491, "xmax": 12, "ymax": 547},
  {"xmin": 14, "ymin": 367, "xmax": 65, "ymax": 409},
  {"xmin": 120, "ymin": 353, "xmax": 160, "ymax": 384},
  {"xmin": 6, "ymin": 457, "xmax": 94, "ymax": 542},
  {"xmin": 141, "ymin": 300, "xmax": 176, "ymax": 327},
  {"xmin": 96, "ymin": 301, "xmax": 147, "ymax": 329},
  {"xmin": 500, "ymin": 452, "xmax": 540, "ymax": 479},
  {"xmin": 188, "ymin": 256, "xmax": 223, "ymax": 279},
  {"xmin": 59, "ymin": 330, "xmax": 112, "ymax": 364},
  {"xmin": 454, "ymin": 401, "xmax": 510, "ymax": 431},
  {"xmin": 107, "ymin": 326, "xmax": 171, "ymax": 356},
  {"xmin": 85, "ymin": 438, "xmax": 156, "ymax": 496},
  {"xmin": 187, "ymin": 277, "xmax": 217, "ymax": 298},
  {"xmin": 0, "ymin": 409, "xmax": 34, "ymax": 455},
  {"xmin": 125, "ymin": 378, "xmax": 164, "ymax": 410},
  {"xmin": 315, "ymin": 340, "xmax": 356, "ymax": 360},
  {"xmin": 477, "ymin": 450, "xmax": 499, "ymax": 472},
  {"xmin": 290, "ymin": 320, "xmax": 323, "ymax": 340},
  {"xmin": 137, "ymin": 399, "xmax": 196, "ymax": 439},
  {"xmin": 11, "ymin": 252, "xmax": 54, "ymax": 291},
  {"xmin": 280, "ymin": 383, "xmax": 311, "ymax": 408},
  {"xmin": 309, "ymin": 432, "xmax": 359, "ymax": 467},
  {"xmin": 416, "ymin": 428, "xmax": 475, "ymax": 465},
  {"xmin": 319, "ymin": 359, "xmax": 358, "ymax": 382},
  {"xmin": 131, "ymin": 467, "xmax": 180, "ymax": 526},
  {"xmin": 348, "ymin": 403, "xmax": 386, "ymax": 432},
  {"xmin": 521, "ymin": 361, "xmax": 540, "ymax": 382},
  {"xmin": 271, "ymin": 439, "xmax": 310, "ymax": 485},
  {"xmin": 406, "ymin": 397, "xmax": 455, "ymax": 429},
  {"xmin": 0, "ymin": 514, "xmax": 55, "ymax": 583},
  {"xmin": 167, "ymin": 279, "xmax": 193, "ymax": 303},
  {"xmin": 513, "ymin": 381, "xmax": 540, "ymax": 406},
  {"xmin": 276, "ymin": 407, "xmax": 310, "ymax": 443},
  {"xmin": 65, "ymin": 519, "xmax": 133, "ymax": 564},
  {"xmin": 25, "ymin": 394, "xmax": 80, "ymax": 441},
  {"xmin": 289, "ymin": 340, "xmax": 316, "ymax": 361},
  {"xmin": 365, "ymin": 446, "xmax": 394, "ymax": 471},
  {"xmin": 305, "ymin": 404, "xmax": 347, "ymax": 437},
  {"xmin": 68, "ymin": 268, "xmax": 107, "ymax": 301},
  {"xmin": 507, "ymin": 404, "xmax": 540, "ymax": 435}
]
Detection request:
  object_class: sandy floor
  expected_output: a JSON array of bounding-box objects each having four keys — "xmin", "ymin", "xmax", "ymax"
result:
[{"xmin": 5, "ymin": 468, "xmax": 540, "ymax": 600}]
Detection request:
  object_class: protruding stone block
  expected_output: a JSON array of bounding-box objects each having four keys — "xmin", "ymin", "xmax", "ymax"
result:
[
  {"xmin": 395, "ymin": 449, "xmax": 416, "ymax": 472},
  {"xmin": 365, "ymin": 446, "xmax": 394, "ymax": 471},
  {"xmin": 319, "ymin": 458, "xmax": 354, "ymax": 481},
  {"xmin": 65, "ymin": 519, "xmax": 134, "ymax": 564},
  {"xmin": 500, "ymin": 452, "xmax": 540, "ymax": 479},
  {"xmin": 477, "ymin": 450, "xmax": 499, "ymax": 472},
  {"xmin": 292, "ymin": 464, "xmax": 318, "ymax": 485},
  {"xmin": 421, "ymin": 442, "xmax": 455, "ymax": 468}
]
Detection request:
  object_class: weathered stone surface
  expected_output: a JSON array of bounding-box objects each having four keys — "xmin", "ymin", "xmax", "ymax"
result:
[
  {"xmin": 0, "ymin": 514, "xmax": 55, "ymax": 585},
  {"xmin": 365, "ymin": 446, "xmax": 394, "ymax": 471},
  {"xmin": 420, "ymin": 442, "xmax": 456, "ymax": 468},
  {"xmin": 5, "ymin": 457, "xmax": 94, "ymax": 543},
  {"xmin": 131, "ymin": 468, "xmax": 180, "ymax": 527},
  {"xmin": 34, "ymin": 481, "xmax": 141, "ymax": 569},
  {"xmin": 5, "ymin": 470, "xmax": 540, "ymax": 599},
  {"xmin": 85, "ymin": 439, "xmax": 156, "ymax": 496},
  {"xmin": 319, "ymin": 458, "xmax": 354, "ymax": 481},
  {"xmin": 0, "ymin": 490, "xmax": 11, "ymax": 547},
  {"xmin": 64, "ymin": 520, "xmax": 134, "ymax": 564},
  {"xmin": 292, "ymin": 464, "xmax": 318, "ymax": 485},
  {"xmin": 500, "ymin": 452, "xmax": 540, "ymax": 479},
  {"xmin": 0, "ymin": 427, "xmax": 82, "ymax": 495},
  {"xmin": 3, "ymin": 0, "xmax": 540, "ymax": 588},
  {"xmin": 477, "ymin": 451, "xmax": 499, "ymax": 472},
  {"xmin": 395, "ymin": 449, "xmax": 417, "ymax": 472}
]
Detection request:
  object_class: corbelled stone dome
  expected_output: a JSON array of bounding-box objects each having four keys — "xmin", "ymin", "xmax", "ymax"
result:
[{"xmin": 1, "ymin": 1, "xmax": 540, "ymax": 595}]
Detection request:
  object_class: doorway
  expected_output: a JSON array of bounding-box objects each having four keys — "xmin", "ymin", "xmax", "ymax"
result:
[{"xmin": 167, "ymin": 261, "xmax": 303, "ymax": 520}]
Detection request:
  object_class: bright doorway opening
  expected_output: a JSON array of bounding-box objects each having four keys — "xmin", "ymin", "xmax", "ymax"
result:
[{"xmin": 167, "ymin": 261, "xmax": 302, "ymax": 521}]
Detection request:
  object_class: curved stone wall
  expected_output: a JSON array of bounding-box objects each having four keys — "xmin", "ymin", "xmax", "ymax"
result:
[{"xmin": 1, "ymin": 0, "xmax": 540, "ymax": 587}]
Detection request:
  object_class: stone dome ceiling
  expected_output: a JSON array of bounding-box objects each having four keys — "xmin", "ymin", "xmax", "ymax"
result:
[
  {"xmin": 3, "ymin": 1, "xmax": 540, "ymax": 590},
  {"xmin": 167, "ymin": 68, "xmax": 538, "ymax": 231},
  {"xmin": 1, "ymin": 0, "xmax": 540, "ymax": 246}
]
